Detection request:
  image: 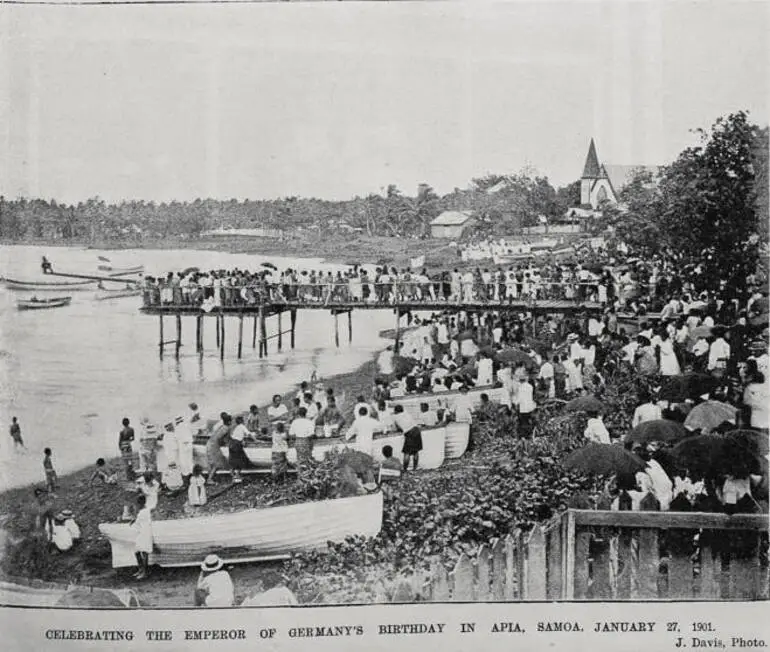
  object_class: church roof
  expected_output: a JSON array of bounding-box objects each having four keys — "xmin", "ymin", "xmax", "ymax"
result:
[
  {"xmin": 431, "ymin": 210, "xmax": 474, "ymax": 226},
  {"xmin": 582, "ymin": 138, "xmax": 602, "ymax": 178}
]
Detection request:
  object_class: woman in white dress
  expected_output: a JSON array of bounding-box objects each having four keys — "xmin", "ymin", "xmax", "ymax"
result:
[{"xmin": 657, "ymin": 330, "xmax": 681, "ymax": 376}]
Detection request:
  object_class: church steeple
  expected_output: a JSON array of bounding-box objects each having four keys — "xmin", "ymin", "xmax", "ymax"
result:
[{"xmin": 582, "ymin": 138, "xmax": 601, "ymax": 178}]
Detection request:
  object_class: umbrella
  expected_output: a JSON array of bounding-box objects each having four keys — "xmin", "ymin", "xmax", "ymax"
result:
[
  {"xmin": 659, "ymin": 374, "xmax": 720, "ymax": 402},
  {"xmin": 495, "ymin": 348, "xmax": 538, "ymax": 369},
  {"xmin": 684, "ymin": 400, "xmax": 738, "ymax": 433},
  {"xmin": 725, "ymin": 429, "xmax": 770, "ymax": 458},
  {"xmin": 564, "ymin": 395, "xmax": 605, "ymax": 414},
  {"xmin": 563, "ymin": 443, "xmax": 646, "ymax": 476},
  {"xmin": 672, "ymin": 433, "xmax": 764, "ymax": 476},
  {"xmin": 181, "ymin": 266, "xmax": 200, "ymax": 276},
  {"xmin": 625, "ymin": 419, "xmax": 687, "ymax": 445},
  {"xmin": 261, "ymin": 262, "xmax": 278, "ymax": 270},
  {"xmin": 458, "ymin": 330, "xmax": 475, "ymax": 341}
]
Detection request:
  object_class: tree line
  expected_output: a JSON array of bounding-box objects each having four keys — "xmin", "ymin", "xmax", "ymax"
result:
[{"xmin": 0, "ymin": 173, "xmax": 579, "ymax": 243}]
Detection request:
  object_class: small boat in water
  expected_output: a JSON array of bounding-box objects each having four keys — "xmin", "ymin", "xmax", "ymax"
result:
[
  {"xmin": 97, "ymin": 264, "xmax": 145, "ymax": 277},
  {"xmin": 17, "ymin": 296, "xmax": 72, "ymax": 311},
  {"xmin": 94, "ymin": 288, "xmax": 142, "ymax": 301},
  {"xmin": 3, "ymin": 277, "xmax": 92, "ymax": 292},
  {"xmin": 98, "ymin": 491, "xmax": 383, "ymax": 568}
]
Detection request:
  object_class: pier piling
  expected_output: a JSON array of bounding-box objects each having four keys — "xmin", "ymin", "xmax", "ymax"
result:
[
  {"xmin": 277, "ymin": 311, "xmax": 283, "ymax": 352},
  {"xmin": 216, "ymin": 314, "xmax": 221, "ymax": 348},
  {"xmin": 238, "ymin": 314, "xmax": 244, "ymax": 359},
  {"xmin": 252, "ymin": 316, "xmax": 257, "ymax": 349},
  {"xmin": 175, "ymin": 314, "xmax": 182, "ymax": 359},
  {"xmin": 258, "ymin": 305, "xmax": 267, "ymax": 358},
  {"xmin": 290, "ymin": 309, "xmax": 297, "ymax": 349},
  {"xmin": 159, "ymin": 316, "xmax": 164, "ymax": 359},
  {"xmin": 334, "ymin": 311, "xmax": 340, "ymax": 348},
  {"xmin": 348, "ymin": 310, "xmax": 352, "ymax": 343},
  {"xmin": 394, "ymin": 309, "xmax": 401, "ymax": 352},
  {"xmin": 219, "ymin": 315, "xmax": 225, "ymax": 361},
  {"xmin": 195, "ymin": 315, "xmax": 202, "ymax": 353}
]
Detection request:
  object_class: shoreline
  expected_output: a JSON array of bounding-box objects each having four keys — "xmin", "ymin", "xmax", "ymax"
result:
[
  {"xmin": 0, "ymin": 234, "xmax": 458, "ymax": 270},
  {"xmin": 0, "ymin": 352, "xmax": 386, "ymax": 605}
]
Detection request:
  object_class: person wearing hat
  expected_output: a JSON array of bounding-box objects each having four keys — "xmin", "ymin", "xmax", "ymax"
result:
[
  {"xmin": 195, "ymin": 554, "xmax": 234, "ymax": 607},
  {"xmin": 61, "ymin": 509, "xmax": 81, "ymax": 542}
]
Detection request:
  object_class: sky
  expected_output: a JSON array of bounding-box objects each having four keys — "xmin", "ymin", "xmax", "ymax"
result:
[{"xmin": 1, "ymin": 1, "xmax": 767, "ymax": 203}]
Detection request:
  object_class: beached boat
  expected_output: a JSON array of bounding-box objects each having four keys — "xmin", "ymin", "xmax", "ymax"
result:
[
  {"xmin": 97, "ymin": 264, "xmax": 145, "ymax": 276},
  {"xmin": 388, "ymin": 385, "xmax": 509, "ymax": 419},
  {"xmin": 3, "ymin": 277, "xmax": 92, "ymax": 291},
  {"xmin": 17, "ymin": 296, "xmax": 72, "ymax": 311},
  {"xmin": 98, "ymin": 491, "xmax": 384, "ymax": 568},
  {"xmin": 444, "ymin": 422, "xmax": 471, "ymax": 459},
  {"xmin": 192, "ymin": 424, "xmax": 448, "ymax": 470},
  {"xmin": 0, "ymin": 578, "xmax": 139, "ymax": 608}
]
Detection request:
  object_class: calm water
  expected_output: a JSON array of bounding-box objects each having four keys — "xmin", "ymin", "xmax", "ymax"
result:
[{"xmin": 0, "ymin": 244, "xmax": 396, "ymax": 490}]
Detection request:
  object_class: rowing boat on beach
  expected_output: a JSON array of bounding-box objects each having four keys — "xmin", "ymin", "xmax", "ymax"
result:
[
  {"xmin": 98, "ymin": 491, "xmax": 383, "ymax": 568},
  {"xmin": 444, "ymin": 422, "xmax": 470, "ymax": 459},
  {"xmin": 17, "ymin": 296, "xmax": 72, "ymax": 311},
  {"xmin": 192, "ymin": 424, "xmax": 448, "ymax": 470},
  {"xmin": 387, "ymin": 385, "xmax": 509, "ymax": 418},
  {"xmin": 3, "ymin": 277, "xmax": 93, "ymax": 291}
]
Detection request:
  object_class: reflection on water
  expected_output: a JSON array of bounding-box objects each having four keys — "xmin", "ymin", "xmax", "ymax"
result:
[{"xmin": 0, "ymin": 245, "xmax": 396, "ymax": 490}]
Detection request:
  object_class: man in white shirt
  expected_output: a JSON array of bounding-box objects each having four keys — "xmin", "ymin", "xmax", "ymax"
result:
[
  {"xmin": 632, "ymin": 397, "xmax": 662, "ymax": 428},
  {"xmin": 476, "ymin": 354, "xmax": 494, "ymax": 387},
  {"xmin": 289, "ymin": 407, "xmax": 316, "ymax": 464},
  {"xmin": 515, "ymin": 377, "xmax": 537, "ymax": 438},
  {"xmin": 538, "ymin": 359, "xmax": 555, "ymax": 399},
  {"xmin": 267, "ymin": 394, "xmax": 289, "ymax": 426},
  {"xmin": 195, "ymin": 555, "xmax": 235, "ymax": 607},
  {"xmin": 583, "ymin": 413, "xmax": 611, "ymax": 444},
  {"xmin": 708, "ymin": 332, "xmax": 730, "ymax": 373},
  {"xmin": 346, "ymin": 407, "xmax": 382, "ymax": 456},
  {"xmin": 377, "ymin": 347, "xmax": 395, "ymax": 376}
]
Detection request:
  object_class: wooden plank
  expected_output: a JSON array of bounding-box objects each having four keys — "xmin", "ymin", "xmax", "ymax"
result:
[
  {"xmin": 490, "ymin": 538, "xmax": 505, "ymax": 601},
  {"xmin": 573, "ymin": 529, "xmax": 592, "ymax": 600},
  {"xmin": 476, "ymin": 544, "xmax": 491, "ymax": 602},
  {"xmin": 590, "ymin": 527, "xmax": 612, "ymax": 601},
  {"xmin": 571, "ymin": 509, "xmax": 767, "ymax": 531},
  {"xmin": 450, "ymin": 554, "xmax": 474, "ymax": 601},
  {"xmin": 562, "ymin": 511, "xmax": 576, "ymax": 600},
  {"xmin": 636, "ymin": 528, "xmax": 660, "ymax": 600},
  {"xmin": 698, "ymin": 539, "xmax": 721, "ymax": 601},
  {"xmin": 546, "ymin": 521, "xmax": 562, "ymax": 600},
  {"xmin": 729, "ymin": 533, "xmax": 760, "ymax": 600},
  {"xmin": 525, "ymin": 525, "xmax": 547, "ymax": 600},
  {"xmin": 503, "ymin": 533, "xmax": 516, "ymax": 600},
  {"xmin": 667, "ymin": 550, "xmax": 694, "ymax": 600},
  {"xmin": 615, "ymin": 530, "xmax": 634, "ymax": 600},
  {"xmin": 430, "ymin": 561, "xmax": 450, "ymax": 602}
]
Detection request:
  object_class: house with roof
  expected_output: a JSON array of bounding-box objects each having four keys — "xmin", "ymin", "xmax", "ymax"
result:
[
  {"xmin": 430, "ymin": 210, "xmax": 476, "ymax": 239},
  {"xmin": 578, "ymin": 138, "xmax": 660, "ymax": 210}
]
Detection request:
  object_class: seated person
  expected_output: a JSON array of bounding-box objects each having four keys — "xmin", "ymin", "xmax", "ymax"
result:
[
  {"xmin": 432, "ymin": 377, "xmax": 449, "ymax": 393},
  {"xmin": 51, "ymin": 514, "xmax": 74, "ymax": 552},
  {"xmin": 60, "ymin": 509, "xmax": 81, "ymax": 542},
  {"xmin": 89, "ymin": 458, "xmax": 117, "ymax": 486},
  {"xmin": 378, "ymin": 445, "xmax": 402, "ymax": 483}
]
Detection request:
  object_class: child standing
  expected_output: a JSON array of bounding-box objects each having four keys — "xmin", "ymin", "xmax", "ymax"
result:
[
  {"xmin": 131, "ymin": 494, "xmax": 152, "ymax": 580},
  {"xmin": 187, "ymin": 464, "xmax": 207, "ymax": 506},
  {"xmin": 43, "ymin": 448, "xmax": 57, "ymax": 493}
]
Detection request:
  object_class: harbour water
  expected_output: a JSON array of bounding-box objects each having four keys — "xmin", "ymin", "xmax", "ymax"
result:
[{"xmin": 0, "ymin": 244, "xmax": 397, "ymax": 490}]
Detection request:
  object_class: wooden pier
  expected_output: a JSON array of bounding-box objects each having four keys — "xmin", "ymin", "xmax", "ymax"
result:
[{"xmin": 141, "ymin": 298, "xmax": 607, "ymax": 361}]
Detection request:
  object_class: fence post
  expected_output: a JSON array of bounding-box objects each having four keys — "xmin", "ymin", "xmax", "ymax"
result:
[
  {"xmin": 525, "ymin": 525, "xmax": 547, "ymax": 600},
  {"xmin": 476, "ymin": 544, "xmax": 491, "ymax": 601},
  {"xmin": 504, "ymin": 533, "xmax": 516, "ymax": 599},
  {"xmin": 450, "ymin": 553, "xmax": 474, "ymax": 601},
  {"xmin": 430, "ymin": 560, "xmax": 450, "ymax": 602},
  {"xmin": 546, "ymin": 519, "xmax": 563, "ymax": 600},
  {"xmin": 490, "ymin": 537, "xmax": 505, "ymax": 600}
]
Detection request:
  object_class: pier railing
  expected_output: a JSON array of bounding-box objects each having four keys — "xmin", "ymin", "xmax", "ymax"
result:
[
  {"xmin": 140, "ymin": 281, "xmax": 609, "ymax": 310},
  {"xmin": 385, "ymin": 510, "xmax": 769, "ymax": 602}
]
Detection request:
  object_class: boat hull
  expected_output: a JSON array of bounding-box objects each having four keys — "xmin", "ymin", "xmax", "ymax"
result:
[
  {"xmin": 444, "ymin": 422, "xmax": 470, "ymax": 459},
  {"xmin": 4, "ymin": 278, "xmax": 92, "ymax": 291},
  {"xmin": 17, "ymin": 297, "xmax": 72, "ymax": 310},
  {"xmin": 388, "ymin": 385, "xmax": 510, "ymax": 418},
  {"xmin": 97, "ymin": 265, "xmax": 145, "ymax": 276},
  {"xmin": 98, "ymin": 491, "xmax": 383, "ymax": 568},
  {"xmin": 193, "ymin": 424, "xmax": 448, "ymax": 470},
  {"xmin": 94, "ymin": 290, "xmax": 142, "ymax": 301}
]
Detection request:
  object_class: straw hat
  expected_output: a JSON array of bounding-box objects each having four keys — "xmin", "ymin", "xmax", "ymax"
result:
[{"xmin": 201, "ymin": 554, "xmax": 224, "ymax": 572}]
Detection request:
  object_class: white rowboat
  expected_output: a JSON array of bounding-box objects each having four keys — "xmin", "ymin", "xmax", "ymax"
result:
[
  {"xmin": 388, "ymin": 385, "xmax": 509, "ymax": 419},
  {"xmin": 98, "ymin": 491, "xmax": 383, "ymax": 568},
  {"xmin": 4, "ymin": 277, "xmax": 92, "ymax": 291},
  {"xmin": 17, "ymin": 296, "xmax": 72, "ymax": 311}
]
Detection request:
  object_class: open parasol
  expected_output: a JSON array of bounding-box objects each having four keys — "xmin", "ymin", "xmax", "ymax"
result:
[
  {"xmin": 624, "ymin": 419, "xmax": 687, "ymax": 445},
  {"xmin": 261, "ymin": 262, "xmax": 278, "ymax": 271},
  {"xmin": 495, "ymin": 348, "xmax": 538, "ymax": 369},
  {"xmin": 564, "ymin": 395, "xmax": 605, "ymax": 414},
  {"xmin": 684, "ymin": 400, "xmax": 738, "ymax": 433},
  {"xmin": 659, "ymin": 374, "xmax": 720, "ymax": 402},
  {"xmin": 672, "ymin": 432, "xmax": 764, "ymax": 476},
  {"xmin": 563, "ymin": 443, "xmax": 646, "ymax": 476}
]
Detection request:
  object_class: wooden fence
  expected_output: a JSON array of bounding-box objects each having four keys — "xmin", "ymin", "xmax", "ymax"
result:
[{"xmin": 390, "ymin": 510, "xmax": 769, "ymax": 602}]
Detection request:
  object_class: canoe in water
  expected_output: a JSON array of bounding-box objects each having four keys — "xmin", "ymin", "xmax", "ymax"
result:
[
  {"xmin": 98, "ymin": 491, "xmax": 384, "ymax": 568},
  {"xmin": 17, "ymin": 296, "xmax": 72, "ymax": 310},
  {"xmin": 4, "ymin": 277, "xmax": 92, "ymax": 291}
]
